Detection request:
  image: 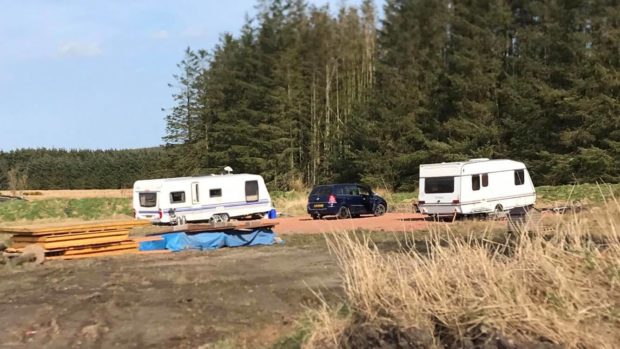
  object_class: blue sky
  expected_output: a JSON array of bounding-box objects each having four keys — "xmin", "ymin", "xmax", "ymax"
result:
[{"xmin": 0, "ymin": 0, "xmax": 378, "ymax": 151}]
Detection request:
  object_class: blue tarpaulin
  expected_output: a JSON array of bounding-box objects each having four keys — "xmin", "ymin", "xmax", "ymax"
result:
[{"xmin": 139, "ymin": 228, "xmax": 279, "ymax": 252}]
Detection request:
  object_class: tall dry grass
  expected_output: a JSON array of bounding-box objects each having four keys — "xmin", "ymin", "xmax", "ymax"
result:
[
  {"xmin": 272, "ymin": 191, "xmax": 310, "ymax": 216},
  {"xmin": 304, "ymin": 199, "xmax": 620, "ymax": 348}
]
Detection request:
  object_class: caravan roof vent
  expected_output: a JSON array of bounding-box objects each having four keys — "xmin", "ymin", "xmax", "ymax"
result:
[{"xmin": 469, "ymin": 158, "xmax": 490, "ymax": 162}]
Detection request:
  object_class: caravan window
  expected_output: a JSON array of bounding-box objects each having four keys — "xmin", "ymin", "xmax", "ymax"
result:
[
  {"xmin": 482, "ymin": 174, "xmax": 489, "ymax": 187},
  {"xmin": 210, "ymin": 189, "xmax": 222, "ymax": 198},
  {"xmin": 472, "ymin": 175, "xmax": 481, "ymax": 191},
  {"xmin": 245, "ymin": 181, "xmax": 259, "ymax": 202},
  {"xmin": 139, "ymin": 193, "xmax": 157, "ymax": 207},
  {"xmin": 514, "ymin": 170, "xmax": 525, "ymax": 186},
  {"xmin": 424, "ymin": 177, "xmax": 454, "ymax": 194},
  {"xmin": 170, "ymin": 191, "xmax": 186, "ymax": 203}
]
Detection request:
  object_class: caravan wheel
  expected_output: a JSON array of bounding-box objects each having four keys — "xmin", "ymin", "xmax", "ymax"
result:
[
  {"xmin": 176, "ymin": 216, "xmax": 187, "ymax": 225},
  {"xmin": 493, "ymin": 205, "xmax": 504, "ymax": 220},
  {"xmin": 210, "ymin": 214, "xmax": 229, "ymax": 224}
]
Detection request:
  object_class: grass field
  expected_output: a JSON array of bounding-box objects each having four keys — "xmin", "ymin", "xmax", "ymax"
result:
[
  {"xmin": 0, "ymin": 186, "xmax": 618, "ymax": 348},
  {"xmin": 272, "ymin": 183, "xmax": 620, "ymax": 217},
  {"xmin": 536, "ymin": 183, "xmax": 620, "ymax": 204},
  {"xmin": 0, "ymin": 184, "xmax": 618, "ymax": 223},
  {"xmin": 0, "ymin": 189, "xmax": 131, "ymax": 200},
  {"xmin": 0, "ymin": 197, "xmax": 132, "ymax": 223}
]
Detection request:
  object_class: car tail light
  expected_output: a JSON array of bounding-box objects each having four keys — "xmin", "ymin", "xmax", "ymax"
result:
[
  {"xmin": 159, "ymin": 209, "xmax": 163, "ymax": 219},
  {"xmin": 328, "ymin": 194, "xmax": 337, "ymax": 204},
  {"xmin": 452, "ymin": 199, "xmax": 460, "ymax": 204},
  {"xmin": 418, "ymin": 200, "xmax": 425, "ymax": 204}
]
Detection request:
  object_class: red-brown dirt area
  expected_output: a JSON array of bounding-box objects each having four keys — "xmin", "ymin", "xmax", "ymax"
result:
[{"xmin": 273, "ymin": 213, "xmax": 429, "ymax": 235}]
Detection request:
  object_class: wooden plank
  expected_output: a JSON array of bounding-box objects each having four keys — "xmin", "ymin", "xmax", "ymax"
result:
[
  {"xmin": 137, "ymin": 250, "xmax": 172, "ymax": 255},
  {"xmin": 11, "ymin": 234, "xmax": 129, "ymax": 250},
  {"xmin": 185, "ymin": 221, "xmax": 278, "ymax": 233},
  {"xmin": 61, "ymin": 242, "xmax": 138, "ymax": 256},
  {"xmin": 145, "ymin": 220, "xmax": 278, "ymax": 235},
  {"xmin": 46, "ymin": 249, "xmax": 139, "ymax": 260},
  {"xmin": 0, "ymin": 219, "xmax": 151, "ymax": 235},
  {"xmin": 4, "ymin": 223, "xmax": 147, "ymax": 236},
  {"xmin": 11, "ymin": 230, "xmax": 130, "ymax": 243},
  {"xmin": 42, "ymin": 239, "xmax": 137, "ymax": 254},
  {"xmin": 130, "ymin": 236, "xmax": 164, "ymax": 243}
]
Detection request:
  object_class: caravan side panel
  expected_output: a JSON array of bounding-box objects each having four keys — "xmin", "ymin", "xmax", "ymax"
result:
[
  {"xmin": 460, "ymin": 166, "xmax": 536, "ymax": 214},
  {"xmin": 419, "ymin": 159, "xmax": 536, "ymax": 216}
]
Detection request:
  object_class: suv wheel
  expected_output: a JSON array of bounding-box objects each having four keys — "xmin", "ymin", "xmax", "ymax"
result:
[
  {"xmin": 337, "ymin": 206, "xmax": 351, "ymax": 219},
  {"xmin": 373, "ymin": 203, "xmax": 387, "ymax": 216},
  {"xmin": 312, "ymin": 213, "xmax": 322, "ymax": 220}
]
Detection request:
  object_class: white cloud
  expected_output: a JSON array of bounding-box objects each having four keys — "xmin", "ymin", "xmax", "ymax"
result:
[
  {"xmin": 57, "ymin": 41, "xmax": 103, "ymax": 58},
  {"xmin": 182, "ymin": 26, "xmax": 208, "ymax": 38},
  {"xmin": 151, "ymin": 30, "xmax": 170, "ymax": 40}
]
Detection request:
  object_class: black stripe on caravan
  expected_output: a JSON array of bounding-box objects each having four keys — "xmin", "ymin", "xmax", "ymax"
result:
[{"xmin": 420, "ymin": 168, "xmax": 527, "ymax": 178}]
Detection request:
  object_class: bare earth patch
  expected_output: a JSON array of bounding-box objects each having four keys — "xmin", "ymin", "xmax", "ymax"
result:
[
  {"xmin": 0, "ymin": 245, "xmax": 341, "ymax": 349},
  {"xmin": 274, "ymin": 213, "xmax": 429, "ymax": 235}
]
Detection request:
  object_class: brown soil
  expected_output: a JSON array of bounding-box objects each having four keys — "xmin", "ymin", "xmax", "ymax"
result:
[
  {"xmin": 0, "ymin": 245, "xmax": 341, "ymax": 349},
  {"xmin": 273, "ymin": 213, "xmax": 429, "ymax": 235},
  {"xmin": 0, "ymin": 213, "xmax": 432, "ymax": 348}
]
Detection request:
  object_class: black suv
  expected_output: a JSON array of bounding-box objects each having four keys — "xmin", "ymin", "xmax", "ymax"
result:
[{"xmin": 307, "ymin": 183, "xmax": 388, "ymax": 219}]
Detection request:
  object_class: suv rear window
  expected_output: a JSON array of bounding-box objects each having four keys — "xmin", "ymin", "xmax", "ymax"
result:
[
  {"xmin": 139, "ymin": 193, "xmax": 157, "ymax": 207},
  {"xmin": 310, "ymin": 186, "xmax": 331, "ymax": 196},
  {"xmin": 424, "ymin": 177, "xmax": 455, "ymax": 194}
]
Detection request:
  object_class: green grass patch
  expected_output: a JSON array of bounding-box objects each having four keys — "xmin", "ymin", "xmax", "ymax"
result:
[
  {"xmin": 0, "ymin": 198, "xmax": 132, "ymax": 222},
  {"xmin": 536, "ymin": 183, "xmax": 620, "ymax": 204},
  {"xmin": 270, "ymin": 321, "xmax": 311, "ymax": 349}
]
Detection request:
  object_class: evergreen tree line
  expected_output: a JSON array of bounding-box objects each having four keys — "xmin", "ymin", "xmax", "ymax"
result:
[
  {"xmin": 0, "ymin": 148, "xmax": 173, "ymax": 190},
  {"xmin": 165, "ymin": 0, "xmax": 620, "ymax": 190},
  {"xmin": 2, "ymin": 0, "xmax": 617, "ymax": 191}
]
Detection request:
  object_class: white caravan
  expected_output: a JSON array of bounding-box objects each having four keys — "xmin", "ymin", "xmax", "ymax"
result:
[
  {"xmin": 417, "ymin": 159, "xmax": 536, "ymax": 217},
  {"xmin": 133, "ymin": 173, "xmax": 272, "ymax": 224}
]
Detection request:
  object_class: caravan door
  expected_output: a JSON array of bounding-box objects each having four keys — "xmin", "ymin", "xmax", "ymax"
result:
[
  {"xmin": 466, "ymin": 173, "xmax": 491, "ymax": 213},
  {"xmin": 191, "ymin": 182, "xmax": 200, "ymax": 208}
]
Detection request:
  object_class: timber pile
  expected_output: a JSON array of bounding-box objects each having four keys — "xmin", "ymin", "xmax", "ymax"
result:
[
  {"xmin": 147, "ymin": 220, "xmax": 279, "ymax": 235},
  {"xmin": 1, "ymin": 220, "xmax": 152, "ymax": 260}
]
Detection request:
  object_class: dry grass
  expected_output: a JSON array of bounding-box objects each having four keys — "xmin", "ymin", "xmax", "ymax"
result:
[
  {"xmin": 303, "ymin": 200, "xmax": 620, "ymax": 348},
  {"xmin": 272, "ymin": 191, "xmax": 309, "ymax": 217},
  {"xmin": 0, "ymin": 189, "xmax": 131, "ymax": 201}
]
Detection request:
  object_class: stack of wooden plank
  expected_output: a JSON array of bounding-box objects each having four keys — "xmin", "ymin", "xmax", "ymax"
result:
[
  {"xmin": 149, "ymin": 220, "xmax": 280, "ymax": 235},
  {"xmin": 1, "ymin": 220, "xmax": 152, "ymax": 260}
]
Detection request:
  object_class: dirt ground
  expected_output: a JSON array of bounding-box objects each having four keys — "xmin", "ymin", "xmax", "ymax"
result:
[
  {"xmin": 0, "ymin": 243, "xmax": 341, "ymax": 349},
  {"xmin": 0, "ymin": 213, "xmax": 431, "ymax": 348},
  {"xmin": 273, "ymin": 213, "xmax": 428, "ymax": 234}
]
